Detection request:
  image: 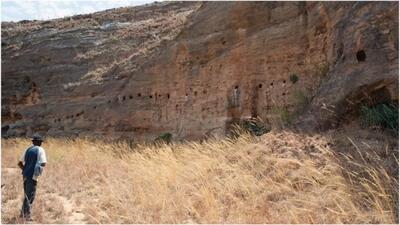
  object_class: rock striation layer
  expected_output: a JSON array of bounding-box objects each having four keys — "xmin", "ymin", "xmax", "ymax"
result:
[{"xmin": 1, "ymin": 1, "xmax": 398, "ymax": 140}]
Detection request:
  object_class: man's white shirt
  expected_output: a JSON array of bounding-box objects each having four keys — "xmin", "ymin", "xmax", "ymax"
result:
[{"xmin": 19, "ymin": 146, "xmax": 47, "ymax": 165}]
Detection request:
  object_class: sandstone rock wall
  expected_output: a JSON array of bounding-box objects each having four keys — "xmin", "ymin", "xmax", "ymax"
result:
[
  {"xmin": 297, "ymin": 2, "xmax": 399, "ymax": 131},
  {"xmin": 2, "ymin": 1, "xmax": 398, "ymax": 140}
]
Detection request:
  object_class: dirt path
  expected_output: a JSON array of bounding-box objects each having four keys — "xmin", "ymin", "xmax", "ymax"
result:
[
  {"xmin": 2, "ymin": 167, "xmax": 87, "ymax": 224},
  {"xmin": 47, "ymin": 194, "xmax": 86, "ymax": 224}
]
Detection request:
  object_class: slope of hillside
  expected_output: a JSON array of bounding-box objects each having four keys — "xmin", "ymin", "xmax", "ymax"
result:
[
  {"xmin": 2, "ymin": 1, "xmax": 398, "ymax": 140},
  {"xmin": 1, "ymin": 128, "xmax": 398, "ymax": 223},
  {"xmin": 2, "ymin": 1, "xmax": 202, "ymax": 139}
]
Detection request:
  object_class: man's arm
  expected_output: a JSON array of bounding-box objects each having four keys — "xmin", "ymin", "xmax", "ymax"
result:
[
  {"xmin": 18, "ymin": 161, "xmax": 24, "ymax": 170},
  {"xmin": 18, "ymin": 149, "xmax": 26, "ymax": 170},
  {"xmin": 38, "ymin": 147, "xmax": 47, "ymax": 167}
]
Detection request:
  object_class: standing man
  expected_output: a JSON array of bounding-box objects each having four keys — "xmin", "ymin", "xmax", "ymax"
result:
[{"xmin": 18, "ymin": 134, "xmax": 47, "ymax": 220}]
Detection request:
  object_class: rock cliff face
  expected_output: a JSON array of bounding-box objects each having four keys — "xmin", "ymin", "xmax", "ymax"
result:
[{"xmin": 1, "ymin": 1, "xmax": 398, "ymax": 140}]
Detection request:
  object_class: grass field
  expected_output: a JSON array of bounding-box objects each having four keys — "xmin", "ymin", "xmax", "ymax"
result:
[{"xmin": 1, "ymin": 129, "xmax": 398, "ymax": 223}]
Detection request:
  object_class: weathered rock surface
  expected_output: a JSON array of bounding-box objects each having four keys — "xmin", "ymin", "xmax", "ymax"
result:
[
  {"xmin": 1, "ymin": 1, "xmax": 398, "ymax": 140},
  {"xmin": 296, "ymin": 1, "xmax": 399, "ymax": 131}
]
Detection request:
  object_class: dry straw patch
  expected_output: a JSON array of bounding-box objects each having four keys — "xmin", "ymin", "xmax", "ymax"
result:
[{"xmin": 1, "ymin": 130, "xmax": 398, "ymax": 223}]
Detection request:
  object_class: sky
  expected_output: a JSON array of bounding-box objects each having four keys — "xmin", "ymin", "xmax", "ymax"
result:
[{"xmin": 1, "ymin": 0, "xmax": 155, "ymax": 22}]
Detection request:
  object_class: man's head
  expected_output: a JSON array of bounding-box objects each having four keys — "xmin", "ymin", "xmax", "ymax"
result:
[{"xmin": 31, "ymin": 134, "xmax": 44, "ymax": 146}]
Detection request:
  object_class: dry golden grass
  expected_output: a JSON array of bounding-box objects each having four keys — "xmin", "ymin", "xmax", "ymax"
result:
[{"xmin": 1, "ymin": 130, "xmax": 398, "ymax": 224}]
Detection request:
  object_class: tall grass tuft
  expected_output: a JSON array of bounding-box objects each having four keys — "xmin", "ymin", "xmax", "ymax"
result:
[
  {"xmin": 360, "ymin": 103, "xmax": 399, "ymax": 134},
  {"xmin": 1, "ymin": 130, "xmax": 398, "ymax": 223}
]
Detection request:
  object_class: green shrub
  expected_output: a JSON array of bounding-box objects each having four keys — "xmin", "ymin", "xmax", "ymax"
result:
[
  {"xmin": 360, "ymin": 103, "xmax": 398, "ymax": 134},
  {"xmin": 241, "ymin": 117, "xmax": 270, "ymax": 136},
  {"xmin": 269, "ymin": 90, "xmax": 311, "ymax": 128},
  {"xmin": 155, "ymin": 132, "xmax": 173, "ymax": 144},
  {"xmin": 109, "ymin": 36, "xmax": 119, "ymax": 43},
  {"xmin": 289, "ymin": 74, "xmax": 299, "ymax": 84},
  {"xmin": 315, "ymin": 62, "xmax": 329, "ymax": 78},
  {"xmin": 291, "ymin": 89, "xmax": 311, "ymax": 113},
  {"xmin": 271, "ymin": 106, "xmax": 294, "ymax": 127}
]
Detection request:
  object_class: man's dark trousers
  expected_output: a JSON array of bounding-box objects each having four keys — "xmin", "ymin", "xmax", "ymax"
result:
[{"xmin": 21, "ymin": 177, "xmax": 37, "ymax": 218}]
